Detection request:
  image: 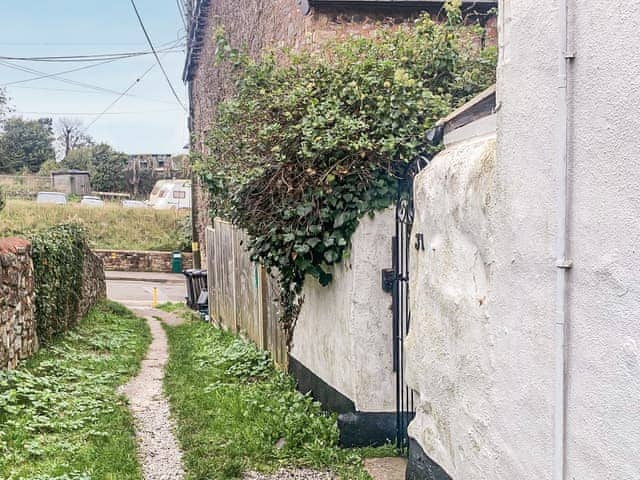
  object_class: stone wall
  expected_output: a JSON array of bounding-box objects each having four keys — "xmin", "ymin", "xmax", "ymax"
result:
[
  {"xmin": 94, "ymin": 249, "xmax": 194, "ymax": 273},
  {"xmin": 188, "ymin": 1, "xmax": 497, "ymax": 257},
  {"xmin": 0, "ymin": 238, "xmax": 37, "ymax": 369},
  {"xmin": 79, "ymin": 247, "xmax": 107, "ymax": 320},
  {"xmin": 1, "ymin": 238, "xmax": 107, "ymax": 370}
]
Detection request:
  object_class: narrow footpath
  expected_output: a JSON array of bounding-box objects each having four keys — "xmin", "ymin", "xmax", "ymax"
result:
[{"xmin": 119, "ymin": 308, "xmax": 185, "ymax": 480}]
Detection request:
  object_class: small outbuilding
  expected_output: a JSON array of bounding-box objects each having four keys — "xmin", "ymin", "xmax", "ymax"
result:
[{"xmin": 51, "ymin": 170, "xmax": 91, "ymax": 195}]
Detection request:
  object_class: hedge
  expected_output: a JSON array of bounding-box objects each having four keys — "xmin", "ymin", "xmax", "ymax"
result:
[{"xmin": 30, "ymin": 224, "xmax": 86, "ymax": 343}]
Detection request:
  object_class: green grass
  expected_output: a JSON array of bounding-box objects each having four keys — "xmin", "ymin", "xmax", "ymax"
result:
[
  {"xmin": 0, "ymin": 301, "xmax": 152, "ymax": 480},
  {"xmin": 0, "ymin": 199, "xmax": 188, "ymax": 251},
  {"xmin": 164, "ymin": 321, "xmax": 394, "ymax": 480},
  {"xmin": 157, "ymin": 302, "xmax": 200, "ymax": 322}
]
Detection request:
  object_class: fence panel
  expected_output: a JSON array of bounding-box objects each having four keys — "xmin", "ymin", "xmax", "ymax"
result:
[
  {"xmin": 233, "ymin": 229, "xmax": 263, "ymax": 347},
  {"xmin": 207, "ymin": 219, "xmax": 288, "ymax": 369},
  {"xmin": 212, "ymin": 220, "xmax": 236, "ymax": 331},
  {"xmin": 205, "ymin": 227, "xmax": 218, "ymax": 322}
]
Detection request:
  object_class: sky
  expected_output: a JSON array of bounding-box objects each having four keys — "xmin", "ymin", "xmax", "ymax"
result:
[{"xmin": 0, "ymin": 1, "xmax": 189, "ymax": 155}]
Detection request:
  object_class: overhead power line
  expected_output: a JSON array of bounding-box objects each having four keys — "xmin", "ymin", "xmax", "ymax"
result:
[
  {"xmin": 0, "ymin": 59, "xmax": 176, "ymax": 105},
  {"xmin": 176, "ymin": 0, "xmax": 188, "ymax": 31},
  {"xmin": 0, "ymin": 38, "xmax": 184, "ymax": 88},
  {"xmin": 0, "ymin": 40, "xmax": 181, "ymax": 46},
  {"xmin": 83, "ymin": 60, "xmax": 160, "ymax": 131},
  {"xmin": 0, "ymin": 46, "xmax": 183, "ymax": 63},
  {"xmin": 15, "ymin": 109, "xmax": 182, "ymax": 116},
  {"xmin": 129, "ymin": 0, "xmax": 187, "ymax": 112},
  {"xmin": 1, "ymin": 57, "xmax": 131, "ymax": 86}
]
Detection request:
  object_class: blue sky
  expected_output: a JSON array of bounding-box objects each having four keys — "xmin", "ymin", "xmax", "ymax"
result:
[{"xmin": 0, "ymin": 1, "xmax": 189, "ymax": 155}]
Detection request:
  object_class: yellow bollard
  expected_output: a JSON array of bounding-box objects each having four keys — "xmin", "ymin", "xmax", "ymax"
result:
[{"xmin": 152, "ymin": 287, "xmax": 158, "ymax": 308}]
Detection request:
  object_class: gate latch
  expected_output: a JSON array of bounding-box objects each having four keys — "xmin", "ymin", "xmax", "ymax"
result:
[{"xmin": 381, "ymin": 268, "xmax": 395, "ymax": 293}]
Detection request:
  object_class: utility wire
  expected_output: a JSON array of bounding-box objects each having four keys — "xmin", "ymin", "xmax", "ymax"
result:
[
  {"xmin": 16, "ymin": 109, "xmax": 181, "ymax": 116},
  {"xmin": 176, "ymin": 0, "xmax": 188, "ymax": 31},
  {"xmin": 83, "ymin": 47, "xmax": 180, "ymax": 132},
  {"xmin": 84, "ymin": 62, "xmax": 157, "ymax": 130},
  {"xmin": 1, "ymin": 57, "xmax": 130, "ymax": 86},
  {"xmin": 129, "ymin": 0, "xmax": 187, "ymax": 112},
  {"xmin": 0, "ymin": 46, "xmax": 183, "ymax": 63},
  {"xmin": 0, "ymin": 60, "xmax": 176, "ymax": 105}
]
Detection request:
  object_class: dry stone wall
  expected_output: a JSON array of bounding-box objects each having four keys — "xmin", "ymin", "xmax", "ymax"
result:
[
  {"xmin": 79, "ymin": 247, "xmax": 107, "ymax": 320},
  {"xmin": 94, "ymin": 249, "xmax": 194, "ymax": 273},
  {"xmin": 0, "ymin": 238, "xmax": 37, "ymax": 369},
  {"xmin": 1, "ymin": 237, "xmax": 107, "ymax": 369}
]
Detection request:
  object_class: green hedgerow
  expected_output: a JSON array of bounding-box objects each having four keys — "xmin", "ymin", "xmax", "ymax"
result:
[
  {"xmin": 29, "ymin": 223, "xmax": 86, "ymax": 343},
  {"xmin": 197, "ymin": 6, "xmax": 496, "ymax": 331}
]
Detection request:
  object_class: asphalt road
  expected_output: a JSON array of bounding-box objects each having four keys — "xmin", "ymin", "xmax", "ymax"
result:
[{"xmin": 106, "ymin": 273, "xmax": 187, "ymax": 308}]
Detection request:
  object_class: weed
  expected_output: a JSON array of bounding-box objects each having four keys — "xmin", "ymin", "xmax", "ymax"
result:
[
  {"xmin": 164, "ymin": 322, "xmax": 390, "ymax": 480},
  {"xmin": 0, "ymin": 302, "xmax": 151, "ymax": 479}
]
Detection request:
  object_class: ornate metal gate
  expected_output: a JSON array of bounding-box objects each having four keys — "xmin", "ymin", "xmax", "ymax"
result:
[{"xmin": 392, "ymin": 154, "xmax": 431, "ymax": 453}]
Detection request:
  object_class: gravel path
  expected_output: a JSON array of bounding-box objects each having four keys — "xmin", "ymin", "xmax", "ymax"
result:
[
  {"xmin": 243, "ymin": 469, "xmax": 335, "ymax": 479},
  {"xmin": 120, "ymin": 309, "xmax": 185, "ymax": 480}
]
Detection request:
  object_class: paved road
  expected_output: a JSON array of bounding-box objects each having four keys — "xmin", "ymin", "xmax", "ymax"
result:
[{"xmin": 106, "ymin": 272, "xmax": 187, "ymax": 308}]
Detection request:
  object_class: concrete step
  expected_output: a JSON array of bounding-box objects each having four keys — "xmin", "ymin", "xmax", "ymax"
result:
[{"xmin": 364, "ymin": 457, "xmax": 407, "ymax": 480}]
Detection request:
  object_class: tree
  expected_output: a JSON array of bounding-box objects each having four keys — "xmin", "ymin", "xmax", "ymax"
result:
[
  {"xmin": 60, "ymin": 145, "xmax": 93, "ymax": 170},
  {"xmin": 59, "ymin": 143, "xmax": 128, "ymax": 193},
  {"xmin": 38, "ymin": 158, "xmax": 60, "ymax": 176},
  {"xmin": 55, "ymin": 117, "xmax": 93, "ymax": 159},
  {"xmin": 90, "ymin": 144, "xmax": 128, "ymax": 192},
  {"xmin": 0, "ymin": 89, "xmax": 7, "ymax": 122},
  {"xmin": 0, "ymin": 117, "xmax": 55, "ymax": 173}
]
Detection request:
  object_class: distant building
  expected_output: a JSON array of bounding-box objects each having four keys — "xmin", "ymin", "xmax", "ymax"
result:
[
  {"xmin": 127, "ymin": 154, "xmax": 183, "ymax": 174},
  {"xmin": 51, "ymin": 170, "xmax": 91, "ymax": 195}
]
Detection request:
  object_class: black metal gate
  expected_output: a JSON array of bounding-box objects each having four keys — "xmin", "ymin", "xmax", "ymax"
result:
[{"xmin": 392, "ymin": 154, "xmax": 430, "ymax": 453}]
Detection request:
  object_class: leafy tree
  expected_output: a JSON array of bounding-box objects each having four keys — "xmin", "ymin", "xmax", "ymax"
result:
[
  {"xmin": 60, "ymin": 145, "xmax": 94, "ymax": 171},
  {"xmin": 91, "ymin": 144, "xmax": 128, "ymax": 192},
  {"xmin": 0, "ymin": 117, "xmax": 55, "ymax": 173},
  {"xmin": 38, "ymin": 158, "xmax": 60, "ymax": 176},
  {"xmin": 60, "ymin": 143, "xmax": 128, "ymax": 193}
]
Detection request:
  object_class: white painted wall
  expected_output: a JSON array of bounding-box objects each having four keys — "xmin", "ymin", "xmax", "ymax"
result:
[
  {"xmin": 406, "ymin": 1, "xmax": 640, "ymax": 478},
  {"xmin": 291, "ymin": 209, "xmax": 396, "ymax": 412}
]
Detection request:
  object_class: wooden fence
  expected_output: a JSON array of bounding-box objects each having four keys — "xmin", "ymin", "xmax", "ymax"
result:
[{"xmin": 206, "ymin": 220, "xmax": 288, "ymax": 368}]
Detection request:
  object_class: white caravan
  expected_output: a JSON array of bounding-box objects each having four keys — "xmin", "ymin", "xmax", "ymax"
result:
[{"xmin": 148, "ymin": 179, "xmax": 191, "ymax": 210}]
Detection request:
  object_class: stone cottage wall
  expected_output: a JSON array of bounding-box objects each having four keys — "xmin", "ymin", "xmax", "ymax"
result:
[
  {"xmin": 188, "ymin": 0, "xmax": 497, "ymax": 259},
  {"xmin": 0, "ymin": 238, "xmax": 37, "ymax": 369}
]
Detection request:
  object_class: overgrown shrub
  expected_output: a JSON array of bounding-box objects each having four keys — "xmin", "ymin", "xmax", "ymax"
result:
[
  {"xmin": 30, "ymin": 224, "xmax": 86, "ymax": 343},
  {"xmin": 198, "ymin": 5, "xmax": 496, "ymax": 330},
  {"xmin": 0, "ymin": 186, "xmax": 5, "ymax": 212}
]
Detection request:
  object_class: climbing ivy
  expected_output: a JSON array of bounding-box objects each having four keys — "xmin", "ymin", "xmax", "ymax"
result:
[
  {"xmin": 197, "ymin": 5, "xmax": 496, "ymax": 331},
  {"xmin": 30, "ymin": 224, "xmax": 86, "ymax": 343}
]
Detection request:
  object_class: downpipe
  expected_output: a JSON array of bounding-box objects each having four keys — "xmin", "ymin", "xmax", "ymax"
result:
[{"xmin": 554, "ymin": 0, "xmax": 573, "ymax": 479}]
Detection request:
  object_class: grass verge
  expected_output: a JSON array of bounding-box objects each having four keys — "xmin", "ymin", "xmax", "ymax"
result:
[
  {"xmin": 0, "ymin": 301, "xmax": 152, "ymax": 480},
  {"xmin": 164, "ymin": 321, "xmax": 394, "ymax": 480},
  {"xmin": 157, "ymin": 302, "xmax": 200, "ymax": 322},
  {"xmin": 0, "ymin": 199, "xmax": 188, "ymax": 251}
]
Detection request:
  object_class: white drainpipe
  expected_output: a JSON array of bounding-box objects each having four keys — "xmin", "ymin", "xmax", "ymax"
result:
[{"xmin": 554, "ymin": 0, "xmax": 572, "ymax": 479}]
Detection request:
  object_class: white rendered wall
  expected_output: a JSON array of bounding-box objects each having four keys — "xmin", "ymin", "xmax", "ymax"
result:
[
  {"xmin": 406, "ymin": 1, "xmax": 640, "ymax": 478},
  {"xmin": 291, "ymin": 209, "xmax": 396, "ymax": 412}
]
